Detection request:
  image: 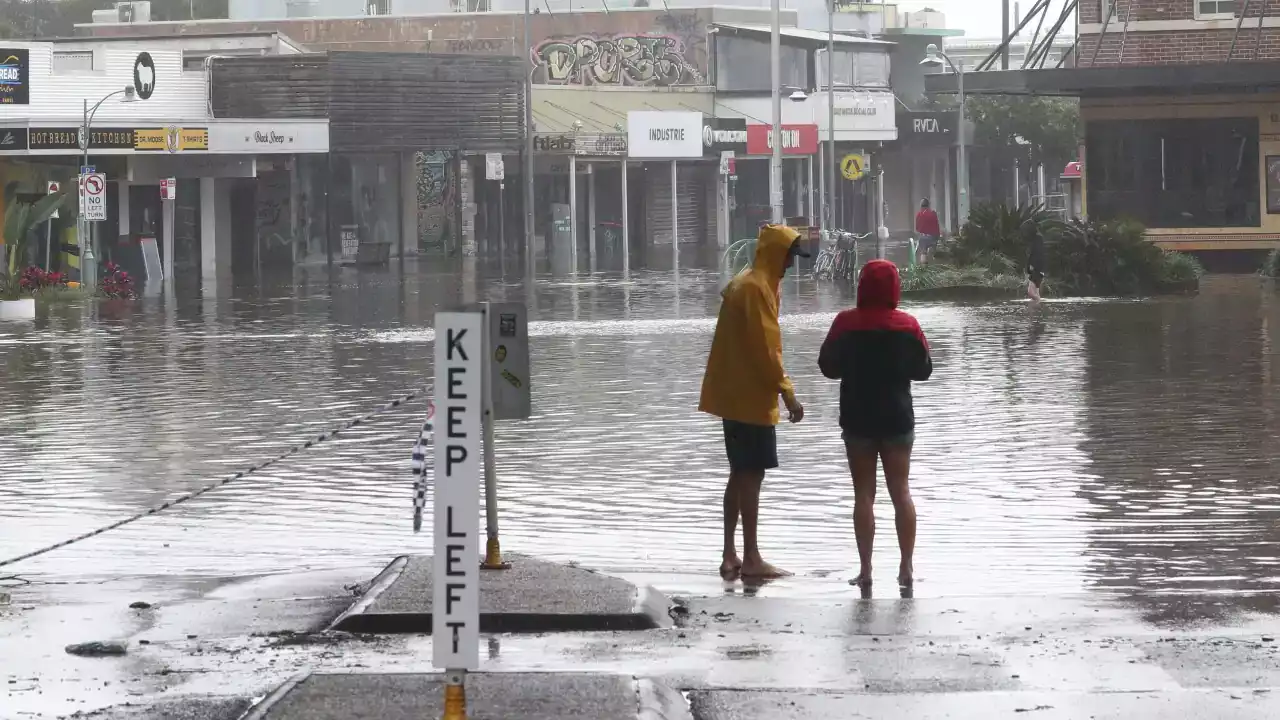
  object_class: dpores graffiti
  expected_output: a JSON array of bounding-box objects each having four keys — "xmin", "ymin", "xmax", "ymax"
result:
[{"xmin": 533, "ymin": 34, "xmax": 704, "ymax": 87}]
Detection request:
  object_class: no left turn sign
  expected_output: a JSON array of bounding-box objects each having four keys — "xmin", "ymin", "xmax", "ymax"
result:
[{"xmin": 81, "ymin": 173, "xmax": 107, "ymax": 222}]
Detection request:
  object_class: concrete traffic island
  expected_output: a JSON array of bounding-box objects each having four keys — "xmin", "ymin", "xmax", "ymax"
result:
[
  {"xmin": 330, "ymin": 554, "xmax": 672, "ymax": 634},
  {"xmin": 244, "ymin": 672, "xmax": 692, "ymax": 720}
]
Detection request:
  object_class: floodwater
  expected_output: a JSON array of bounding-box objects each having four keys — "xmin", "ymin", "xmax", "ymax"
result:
[{"xmin": 3, "ymin": 253, "xmax": 1280, "ymax": 623}]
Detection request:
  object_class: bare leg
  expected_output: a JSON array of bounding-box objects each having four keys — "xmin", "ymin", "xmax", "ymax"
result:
[
  {"xmin": 721, "ymin": 473, "xmax": 742, "ymax": 578},
  {"xmin": 848, "ymin": 442, "xmax": 879, "ymax": 587},
  {"xmin": 881, "ymin": 444, "xmax": 917, "ymax": 586},
  {"xmin": 738, "ymin": 470, "xmax": 789, "ymax": 578}
]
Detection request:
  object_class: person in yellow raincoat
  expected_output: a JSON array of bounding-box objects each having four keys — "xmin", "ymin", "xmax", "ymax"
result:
[{"xmin": 699, "ymin": 224, "xmax": 809, "ymax": 580}]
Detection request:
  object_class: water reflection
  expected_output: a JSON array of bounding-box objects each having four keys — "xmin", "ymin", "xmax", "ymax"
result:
[
  {"xmin": 1078, "ymin": 275, "xmax": 1280, "ymax": 624},
  {"xmin": 0, "ymin": 260, "xmax": 1277, "ymax": 621}
]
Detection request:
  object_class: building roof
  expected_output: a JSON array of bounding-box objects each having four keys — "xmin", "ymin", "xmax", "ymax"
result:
[
  {"xmin": 713, "ymin": 23, "xmax": 895, "ymax": 48},
  {"xmin": 882, "ymin": 27, "xmax": 965, "ymax": 38},
  {"xmin": 924, "ymin": 60, "xmax": 1280, "ymax": 97}
]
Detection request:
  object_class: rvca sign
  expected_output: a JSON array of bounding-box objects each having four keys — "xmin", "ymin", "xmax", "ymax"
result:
[{"xmin": 897, "ymin": 111, "xmax": 957, "ymax": 144}]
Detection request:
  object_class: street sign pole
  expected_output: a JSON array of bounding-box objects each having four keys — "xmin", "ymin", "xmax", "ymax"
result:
[
  {"xmin": 434, "ymin": 311, "xmax": 483, "ymax": 720},
  {"xmin": 480, "ymin": 302, "xmax": 507, "ymax": 570}
]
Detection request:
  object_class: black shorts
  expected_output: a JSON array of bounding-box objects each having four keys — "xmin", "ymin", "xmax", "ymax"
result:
[
  {"xmin": 1028, "ymin": 266, "xmax": 1045, "ymax": 288},
  {"xmin": 723, "ymin": 420, "xmax": 779, "ymax": 472}
]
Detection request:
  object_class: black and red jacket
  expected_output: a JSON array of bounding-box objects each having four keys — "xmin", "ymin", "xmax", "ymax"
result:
[{"xmin": 818, "ymin": 260, "xmax": 932, "ymax": 438}]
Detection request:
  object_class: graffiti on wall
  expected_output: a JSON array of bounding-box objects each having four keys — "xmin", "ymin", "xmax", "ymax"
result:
[
  {"xmin": 417, "ymin": 150, "xmax": 456, "ymax": 251},
  {"xmin": 532, "ymin": 33, "xmax": 705, "ymax": 87}
]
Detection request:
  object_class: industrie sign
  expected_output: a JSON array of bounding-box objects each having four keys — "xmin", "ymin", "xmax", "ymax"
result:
[{"xmin": 626, "ymin": 110, "xmax": 703, "ymax": 159}]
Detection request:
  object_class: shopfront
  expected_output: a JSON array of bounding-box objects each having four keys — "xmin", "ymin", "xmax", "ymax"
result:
[
  {"xmin": 627, "ymin": 110, "xmax": 716, "ymax": 271},
  {"xmin": 883, "ymin": 108, "xmax": 958, "ymax": 234},
  {"xmin": 0, "ymin": 42, "xmax": 273, "ymax": 291},
  {"xmin": 209, "ymin": 51, "xmax": 524, "ymax": 264}
]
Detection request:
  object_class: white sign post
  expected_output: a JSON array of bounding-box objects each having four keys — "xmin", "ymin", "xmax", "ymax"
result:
[
  {"xmin": 81, "ymin": 173, "xmax": 107, "ymax": 222},
  {"xmin": 434, "ymin": 311, "xmax": 483, "ymax": 712}
]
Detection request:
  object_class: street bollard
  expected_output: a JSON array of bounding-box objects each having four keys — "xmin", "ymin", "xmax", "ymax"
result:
[{"xmin": 443, "ymin": 670, "xmax": 467, "ymax": 720}]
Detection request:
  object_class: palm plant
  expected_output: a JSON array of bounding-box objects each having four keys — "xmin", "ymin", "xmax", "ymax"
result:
[
  {"xmin": 2, "ymin": 190, "xmax": 67, "ymax": 300},
  {"xmin": 941, "ymin": 202, "xmax": 1061, "ymax": 270}
]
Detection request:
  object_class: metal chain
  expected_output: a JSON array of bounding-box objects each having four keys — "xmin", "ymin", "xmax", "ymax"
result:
[{"xmin": 0, "ymin": 386, "xmax": 433, "ymax": 570}]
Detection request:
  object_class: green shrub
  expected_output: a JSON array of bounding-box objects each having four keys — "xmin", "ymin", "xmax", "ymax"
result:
[
  {"xmin": 1261, "ymin": 248, "xmax": 1280, "ymax": 278},
  {"xmin": 1158, "ymin": 251, "xmax": 1203, "ymax": 293},
  {"xmin": 899, "ymin": 263, "xmax": 1026, "ymax": 293}
]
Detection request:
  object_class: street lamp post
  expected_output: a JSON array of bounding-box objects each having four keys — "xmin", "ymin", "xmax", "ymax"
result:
[
  {"xmin": 769, "ymin": 0, "xmax": 783, "ymax": 224},
  {"xmin": 920, "ymin": 44, "xmax": 969, "ymax": 228},
  {"xmin": 523, "ymin": 0, "xmax": 535, "ymax": 275},
  {"xmin": 79, "ymin": 86, "xmax": 136, "ymax": 291},
  {"xmin": 826, "ymin": 0, "xmax": 836, "ymax": 232}
]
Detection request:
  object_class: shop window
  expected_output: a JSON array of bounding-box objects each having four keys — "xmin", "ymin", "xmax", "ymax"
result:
[
  {"xmin": 818, "ymin": 49, "xmax": 889, "ymax": 90},
  {"xmin": 51, "ymin": 51, "xmax": 95, "ymax": 73},
  {"xmin": 1196, "ymin": 0, "xmax": 1235, "ymax": 19},
  {"xmin": 1087, "ymin": 117, "xmax": 1259, "ymax": 229},
  {"xmin": 715, "ymin": 36, "xmax": 808, "ymax": 93}
]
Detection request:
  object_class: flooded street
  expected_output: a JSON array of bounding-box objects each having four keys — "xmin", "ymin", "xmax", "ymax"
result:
[{"xmin": 3, "ymin": 258, "xmax": 1280, "ymax": 618}]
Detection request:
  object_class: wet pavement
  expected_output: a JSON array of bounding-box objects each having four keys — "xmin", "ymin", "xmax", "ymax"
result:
[{"xmin": 4, "ymin": 252, "xmax": 1280, "ymax": 717}]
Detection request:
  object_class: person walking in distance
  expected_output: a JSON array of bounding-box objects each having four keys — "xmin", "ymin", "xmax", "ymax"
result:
[
  {"xmin": 915, "ymin": 198, "xmax": 942, "ymax": 265},
  {"xmin": 819, "ymin": 260, "xmax": 932, "ymax": 589},
  {"xmin": 701, "ymin": 224, "xmax": 810, "ymax": 580},
  {"xmin": 1024, "ymin": 220, "xmax": 1047, "ymax": 302}
]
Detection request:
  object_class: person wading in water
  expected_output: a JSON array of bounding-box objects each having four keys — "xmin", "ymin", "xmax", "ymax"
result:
[
  {"xmin": 819, "ymin": 260, "xmax": 933, "ymax": 590},
  {"xmin": 700, "ymin": 224, "xmax": 809, "ymax": 580}
]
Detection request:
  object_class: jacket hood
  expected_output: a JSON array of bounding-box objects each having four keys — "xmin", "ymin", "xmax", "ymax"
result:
[
  {"xmin": 856, "ymin": 259, "xmax": 901, "ymax": 310},
  {"xmin": 753, "ymin": 224, "xmax": 801, "ymax": 282}
]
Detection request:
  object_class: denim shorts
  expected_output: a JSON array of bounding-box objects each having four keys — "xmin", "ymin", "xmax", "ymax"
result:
[{"xmin": 843, "ymin": 430, "xmax": 915, "ymax": 454}]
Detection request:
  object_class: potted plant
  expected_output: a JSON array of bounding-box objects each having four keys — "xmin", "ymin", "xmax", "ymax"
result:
[{"xmin": 2, "ymin": 188, "xmax": 67, "ymax": 320}]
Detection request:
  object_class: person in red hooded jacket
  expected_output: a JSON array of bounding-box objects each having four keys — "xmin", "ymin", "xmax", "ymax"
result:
[{"xmin": 818, "ymin": 260, "xmax": 932, "ymax": 590}]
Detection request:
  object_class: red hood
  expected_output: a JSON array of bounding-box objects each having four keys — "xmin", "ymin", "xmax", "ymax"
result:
[{"xmin": 856, "ymin": 260, "xmax": 901, "ymax": 310}]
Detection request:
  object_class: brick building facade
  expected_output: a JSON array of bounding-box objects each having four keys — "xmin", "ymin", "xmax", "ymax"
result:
[{"xmin": 1079, "ymin": 0, "xmax": 1280, "ymax": 65}]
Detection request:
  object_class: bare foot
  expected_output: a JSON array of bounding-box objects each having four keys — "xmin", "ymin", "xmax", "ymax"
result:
[
  {"xmin": 849, "ymin": 571, "xmax": 873, "ymax": 588},
  {"xmin": 720, "ymin": 553, "xmax": 743, "ymax": 579},
  {"xmin": 898, "ymin": 565, "xmax": 914, "ymax": 587},
  {"xmin": 739, "ymin": 559, "xmax": 791, "ymax": 579}
]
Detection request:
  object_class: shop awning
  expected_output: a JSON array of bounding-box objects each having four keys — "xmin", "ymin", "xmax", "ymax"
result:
[
  {"xmin": 924, "ymin": 60, "xmax": 1280, "ymax": 97},
  {"xmin": 532, "ymin": 87, "xmax": 714, "ymax": 134},
  {"xmin": 712, "ymin": 23, "xmax": 894, "ymax": 48}
]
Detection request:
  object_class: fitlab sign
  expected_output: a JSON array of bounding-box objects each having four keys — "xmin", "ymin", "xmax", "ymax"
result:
[
  {"xmin": 745, "ymin": 124, "xmax": 819, "ymax": 156},
  {"xmin": 627, "ymin": 111, "xmax": 703, "ymax": 159},
  {"xmin": 0, "ymin": 49, "xmax": 30, "ymax": 105},
  {"xmin": 433, "ymin": 311, "xmax": 482, "ymax": 671}
]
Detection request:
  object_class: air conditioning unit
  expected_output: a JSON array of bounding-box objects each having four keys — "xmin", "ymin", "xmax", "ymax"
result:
[{"xmin": 115, "ymin": 1, "xmax": 152, "ymax": 23}]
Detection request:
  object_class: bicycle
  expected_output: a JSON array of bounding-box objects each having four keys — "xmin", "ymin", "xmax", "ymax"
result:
[{"xmin": 813, "ymin": 230, "xmax": 870, "ymax": 282}]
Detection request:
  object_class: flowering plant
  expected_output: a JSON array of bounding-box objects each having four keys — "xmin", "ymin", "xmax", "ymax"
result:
[
  {"xmin": 18, "ymin": 266, "xmax": 67, "ymax": 292},
  {"xmin": 99, "ymin": 262, "xmax": 136, "ymax": 299}
]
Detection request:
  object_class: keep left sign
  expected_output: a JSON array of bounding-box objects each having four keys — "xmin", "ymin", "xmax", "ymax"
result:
[{"xmin": 433, "ymin": 311, "xmax": 482, "ymax": 670}]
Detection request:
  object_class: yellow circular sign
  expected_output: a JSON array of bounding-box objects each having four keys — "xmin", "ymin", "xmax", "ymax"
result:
[{"xmin": 841, "ymin": 154, "xmax": 867, "ymax": 181}]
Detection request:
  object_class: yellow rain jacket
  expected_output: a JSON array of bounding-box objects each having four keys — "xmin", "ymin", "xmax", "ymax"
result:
[{"xmin": 699, "ymin": 224, "xmax": 800, "ymax": 426}]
